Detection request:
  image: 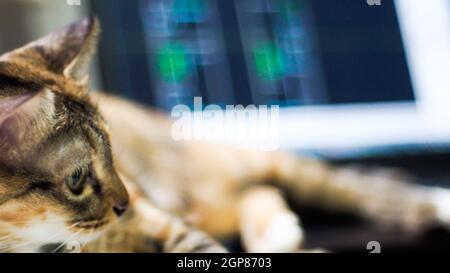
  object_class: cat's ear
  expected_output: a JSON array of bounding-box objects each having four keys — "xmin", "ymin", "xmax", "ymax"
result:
[
  {"xmin": 0, "ymin": 16, "xmax": 100, "ymax": 82},
  {"xmin": 0, "ymin": 90, "xmax": 56, "ymax": 157}
]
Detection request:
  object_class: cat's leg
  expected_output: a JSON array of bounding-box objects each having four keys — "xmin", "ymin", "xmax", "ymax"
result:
[
  {"xmin": 82, "ymin": 200, "xmax": 227, "ymax": 253},
  {"xmin": 269, "ymin": 153, "xmax": 450, "ymax": 232},
  {"xmin": 132, "ymin": 198, "xmax": 227, "ymax": 253},
  {"xmin": 82, "ymin": 179, "xmax": 227, "ymax": 253},
  {"xmin": 212, "ymin": 147, "xmax": 450, "ymax": 232},
  {"xmin": 238, "ymin": 186, "xmax": 304, "ymax": 252},
  {"xmin": 84, "ymin": 198, "xmax": 227, "ymax": 253}
]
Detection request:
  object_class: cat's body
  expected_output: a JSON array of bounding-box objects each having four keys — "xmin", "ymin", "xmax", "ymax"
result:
[
  {"xmin": 87, "ymin": 92, "xmax": 450, "ymax": 253},
  {"xmin": 2, "ymin": 17, "xmax": 450, "ymax": 253}
]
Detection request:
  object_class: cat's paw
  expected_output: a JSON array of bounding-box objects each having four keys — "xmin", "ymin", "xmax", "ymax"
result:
[
  {"xmin": 251, "ymin": 212, "xmax": 304, "ymax": 253},
  {"xmin": 430, "ymin": 188, "xmax": 450, "ymax": 227}
]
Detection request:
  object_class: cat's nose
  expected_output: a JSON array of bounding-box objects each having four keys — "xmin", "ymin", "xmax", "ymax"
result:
[
  {"xmin": 112, "ymin": 201, "xmax": 129, "ymax": 217},
  {"xmin": 109, "ymin": 171, "xmax": 130, "ymax": 217}
]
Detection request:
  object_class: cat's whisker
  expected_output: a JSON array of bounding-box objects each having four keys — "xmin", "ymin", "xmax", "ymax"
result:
[
  {"xmin": 0, "ymin": 218, "xmax": 68, "ymax": 225},
  {"xmin": 0, "ymin": 234, "xmax": 16, "ymax": 240},
  {"xmin": 9, "ymin": 237, "xmax": 51, "ymax": 252},
  {"xmin": 52, "ymin": 229, "xmax": 83, "ymax": 253},
  {"xmin": 2, "ymin": 239, "xmax": 37, "ymax": 253},
  {"xmin": 40, "ymin": 222, "xmax": 82, "ymax": 251},
  {"xmin": 0, "ymin": 239, "xmax": 14, "ymax": 246},
  {"xmin": 68, "ymin": 221, "xmax": 82, "ymax": 229},
  {"xmin": 45, "ymin": 221, "xmax": 83, "ymax": 251},
  {"xmin": 0, "ymin": 235, "xmax": 18, "ymax": 247},
  {"xmin": 0, "ymin": 221, "xmax": 83, "ymax": 253},
  {"xmin": 0, "ymin": 240, "xmax": 14, "ymax": 251},
  {"xmin": 0, "ymin": 246, "xmax": 14, "ymax": 253},
  {"xmin": 80, "ymin": 229, "xmax": 94, "ymax": 252},
  {"xmin": 0, "ymin": 233, "xmax": 18, "ymax": 252},
  {"xmin": 1, "ymin": 245, "xmax": 21, "ymax": 253},
  {"xmin": 73, "ymin": 228, "xmax": 89, "ymax": 253}
]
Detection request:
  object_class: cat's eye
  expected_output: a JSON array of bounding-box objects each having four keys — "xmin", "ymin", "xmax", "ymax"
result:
[{"xmin": 66, "ymin": 167, "xmax": 89, "ymax": 195}]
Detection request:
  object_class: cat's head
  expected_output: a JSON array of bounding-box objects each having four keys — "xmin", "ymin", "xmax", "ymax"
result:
[{"xmin": 0, "ymin": 17, "xmax": 129, "ymax": 252}]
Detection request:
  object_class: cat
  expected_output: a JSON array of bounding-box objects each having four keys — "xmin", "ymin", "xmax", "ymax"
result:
[{"xmin": 1, "ymin": 17, "xmax": 450, "ymax": 253}]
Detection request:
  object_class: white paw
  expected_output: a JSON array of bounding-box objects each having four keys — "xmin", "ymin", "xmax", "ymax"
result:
[
  {"xmin": 256, "ymin": 212, "xmax": 303, "ymax": 253},
  {"xmin": 431, "ymin": 188, "xmax": 450, "ymax": 226}
]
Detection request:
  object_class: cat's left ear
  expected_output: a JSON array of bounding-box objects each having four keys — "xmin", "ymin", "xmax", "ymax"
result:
[{"xmin": 1, "ymin": 16, "xmax": 100, "ymax": 82}]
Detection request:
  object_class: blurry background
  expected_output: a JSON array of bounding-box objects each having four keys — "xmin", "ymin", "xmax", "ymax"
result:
[{"xmin": 1, "ymin": 0, "xmax": 450, "ymax": 252}]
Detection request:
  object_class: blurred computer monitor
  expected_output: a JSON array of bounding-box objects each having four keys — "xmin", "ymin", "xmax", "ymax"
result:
[{"xmin": 92, "ymin": 0, "xmax": 450, "ymax": 158}]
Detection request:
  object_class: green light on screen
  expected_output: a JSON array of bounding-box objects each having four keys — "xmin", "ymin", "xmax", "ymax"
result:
[
  {"xmin": 157, "ymin": 42, "xmax": 190, "ymax": 83},
  {"xmin": 253, "ymin": 43, "xmax": 286, "ymax": 81}
]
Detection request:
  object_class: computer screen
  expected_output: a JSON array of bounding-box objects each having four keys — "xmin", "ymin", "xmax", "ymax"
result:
[
  {"xmin": 94, "ymin": 0, "xmax": 412, "ymax": 108},
  {"xmin": 92, "ymin": 0, "xmax": 450, "ymax": 157}
]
